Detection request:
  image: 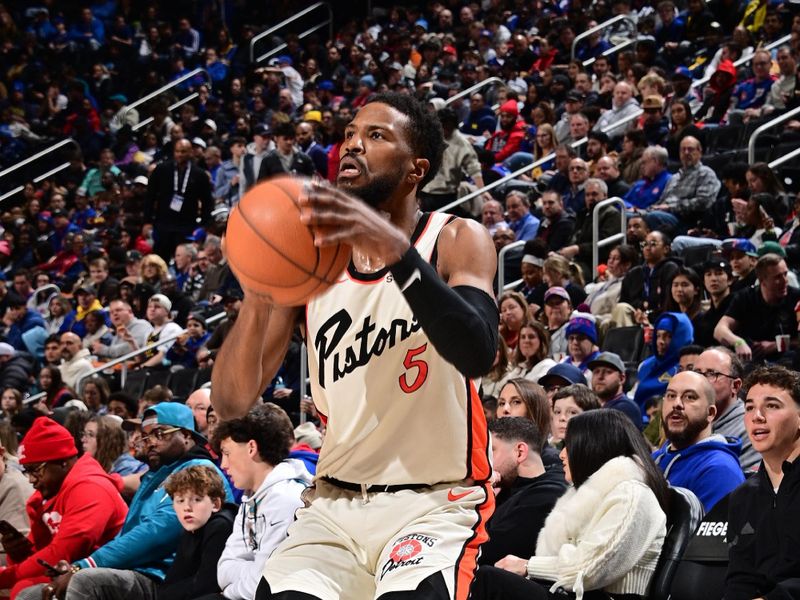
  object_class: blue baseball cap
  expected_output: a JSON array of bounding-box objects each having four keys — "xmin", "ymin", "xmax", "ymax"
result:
[
  {"xmin": 672, "ymin": 66, "xmax": 693, "ymax": 80},
  {"xmin": 538, "ymin": 363, "xmax": 587, "ymax": 388},
  {"xmin": 143, "ymin": 402, "xmax": 204, "ymax": 441},
  {"xmin": 186, "ymin": 227, "xmax": 207, "ymax": 243},
  {"xmin": 318, "ymin": 80, "xmax": 334, "ymax": 91},
  {"xmin": 722, "ymin": 238, "xmax": 758, "ymax": 258},
  {"xmin": 414, "ymin": 18, "xmax": 428, "ymax": 30},
  {"xmin": 275, "ymin": 54, "xmax": 293, "ymax": 65}
]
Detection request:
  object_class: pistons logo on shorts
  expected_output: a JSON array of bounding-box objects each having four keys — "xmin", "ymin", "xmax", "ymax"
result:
[{"xmin": 390, "ymin": 539, "xmax": 423, "ymax": 562}]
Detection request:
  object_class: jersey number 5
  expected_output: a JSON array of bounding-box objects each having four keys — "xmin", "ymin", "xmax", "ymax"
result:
[{"xmin": 399, "ymin": 344, "xmax": 428, "ymax": 393}]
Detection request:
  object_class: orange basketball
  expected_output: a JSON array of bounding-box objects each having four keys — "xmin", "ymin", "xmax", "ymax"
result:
[{"xmin": 224, "ymin": 175, "xmax": 351, "ymax": 306}]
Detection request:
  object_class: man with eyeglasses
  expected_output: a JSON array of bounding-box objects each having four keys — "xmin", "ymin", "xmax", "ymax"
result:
[
  {"xmin": 48, "ymin": 403, "xmax": 232, "ymax": 600},
  {"xmin": 561, "ymin": 157, "xmax": 589, "ymax": 215},
  {"xmin": 693, "ymin": 347, "xmax": 759, "ymax": 471},
  {"xmin": 624, "ymin": 145, "xmax": 672, "ymax": 211},
  {"xmin": 651, "ymin": 136, "xmax": 721, "ymax": 231},
  {"xmin": 731, "ymin": 50, "xmax": 776, "ymax": 123},
  {"xmin": 214, "ymin": 403, "xmax": 312, "ymax": 600},
  {"xmin": 2, "ymin": 418, "xmax": 127, "ymax": 600},
  {"xmin": 652, "ymin": 370, "xmax": 745, "ymax": 512}
]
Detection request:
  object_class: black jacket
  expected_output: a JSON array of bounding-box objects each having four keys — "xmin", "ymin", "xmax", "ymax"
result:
[
  {"xmin": 0, "ymin": 352, "xmax": 36, "ymax": 393},
  {"xmin": 479, "ymin": 470, "xmax": 567, "ymax": 566},
  {"xmin": 157, "ymin": 503, "xmax": 237, "ymax": 600},
  {"xmin": 536, "ymin": 211, "xmax": 575, "ymax": 252},
  {"xmin": 725, "ymin": 461, "xmax": 800, "ymax": 599},
  {"xmin": 620, "ymin": 257, "xmax": 681, "ymax": 319},
  {"xmin": 257, "ymin": 149, "xmax": 315, "ymax": 180},
  {"xmin": 145, "ymin": 160, "xmax": 212, "ymax": 229}
]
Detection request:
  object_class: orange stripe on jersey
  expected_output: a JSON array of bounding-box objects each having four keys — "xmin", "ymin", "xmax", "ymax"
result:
[
  {"xmin": 453, "ymin": 483, "xmax": 494, "ymax": 600},
  {"xmin": 467, "ymin": 379, "xmax": 491, "ymax": 482}
]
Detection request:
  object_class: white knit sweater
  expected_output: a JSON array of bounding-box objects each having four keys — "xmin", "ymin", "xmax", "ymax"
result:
[{"xmin": 526, "ymin": 455, "xmax": 666, "ymax": 599}]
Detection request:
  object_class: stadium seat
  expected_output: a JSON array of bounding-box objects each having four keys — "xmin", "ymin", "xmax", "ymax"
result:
[
  {"xmin": 146, "ymin": 368, "xmax": 171, "ymax": 390},
  {"xmin": 601, "ymin": 326, "xmax": 644, "ymax": 365},
  {"xmin": 680, "ymin": 244, "xmax": 717, "ymax": 269},
  {"xmin": 122, "ymin": 369, "xmax": 149, "ymax": 398},
  {"xmin": 195, "ymin": 367, "xmax": 212, "ymax": 387},
  {"xmin": 648, "ymin": 486, "xmax": 705, "ymax": 600},
  {"xmin": 704, "ymin": 124, "xmax": 743, "ymax": 154},
  {"xmin": 666, "ymin": 492, "xmax": 732, "ymax": 600},
  {"xmin": 169, "ymin": 368, "xmax": 199, "ymax": 400}
]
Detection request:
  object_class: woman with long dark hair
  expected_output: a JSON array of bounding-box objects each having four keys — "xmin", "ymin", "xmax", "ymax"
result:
[
  {"xmin": 473, "ymin": 410, "xmax": 669, "ymax": 600},
  {"xmin": 663, "ymin": 266, "xmax": 705, "ymax": 330}
]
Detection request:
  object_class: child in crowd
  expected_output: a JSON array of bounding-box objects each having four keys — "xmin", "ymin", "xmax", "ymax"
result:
[
  {"xmin": 166, "ymin": 314, "xmax": 210, "ymax": 369},
  {"xmin": 158, "ymin": 465, "xmax": 237, "ymax": 600}
]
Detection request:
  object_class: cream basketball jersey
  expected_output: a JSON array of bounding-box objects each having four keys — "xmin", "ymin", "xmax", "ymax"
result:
[{"xmin": 306, "ymin": 212, "xmax": 491, "ymax": 486}]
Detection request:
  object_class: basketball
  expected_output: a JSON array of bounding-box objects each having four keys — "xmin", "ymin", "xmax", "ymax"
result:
[{"xmin": 224, "ymin": 175, "xmax": 352, "ymax": 306}]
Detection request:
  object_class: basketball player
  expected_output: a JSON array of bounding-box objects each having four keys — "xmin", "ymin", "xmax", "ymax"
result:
[{"xmin": 212, "ymin": 93, "xmax": 499, "ymax": 600}]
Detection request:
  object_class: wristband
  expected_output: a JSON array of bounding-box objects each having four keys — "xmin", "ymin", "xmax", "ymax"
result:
[{"xmin": 733, "ymin": 338, "xmax": 746, "ymax": 348}]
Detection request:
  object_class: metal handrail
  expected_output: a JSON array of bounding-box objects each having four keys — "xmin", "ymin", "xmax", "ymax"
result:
[
  {"xmin": 592, "ymin": 197, "xmax": 626, "ymax": 279},
  {"xmin": 690, "ymin": 34, "xmax": 792, "ymax": 90},
  {"xmin": 571, "ymin": 15, "xmax": 629, "ymax": 61},
  {"xmin": 0, "ymin": 138, "xmax": 77, "ymax": 203},
  {"xmin": 497, "ymin": 240, "xmax": 525, "ymax": 296},
  {"xmin": 133, "ymin": 93, "xmax": 200, "ymax": 132},
  {"xmin": 770, "ymin": 146, "xmax": 800, "ymax": 169},
  {"xmin": 121, "ymin": 68, "xmax": 211, "ymax": 123},
  {"xmin": 582, "ymin": 38, "xmax": 636, "ymax": 67},
  {"xmin": 748, "ymin": 105, "xmax": 800, "ymax": 163},
  {"xmin": 75, "ymin": 311, "xmax": 226, "ymax": 390},
  {"xmin": 445, "ymin": 77, "xmax": 504, "ymax": 106},
  {"xmin": 255, "ymin": 21, "xmax": 332, "ymax": 64},
  {"xmin": 436, "ymin": 108, "xmax": 643, "ymax": 215},
  {"xmin": 250, "ymin": 2, "xmax": 332, "ymax": 63}
]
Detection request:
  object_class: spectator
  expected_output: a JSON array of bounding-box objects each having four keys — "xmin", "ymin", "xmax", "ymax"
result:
[
  {"xmin": 0, "ymin": 433, "xmax": 33, "ymax": 567},
  {"xmin": 92, "ymin": 300, "xmax": 153, "ymax": 360},
  {"xmin": 185, "ymin": 389, "xmax": 211, "ymax": 438},
  {"xmin": 1, "ymin": 418, "xmax": 127, "ymax": 600},
  {"xmin": 59, "ymin": 283, "xmax": 106, "ymax": 340},
  {"xmin": 561, "ymin": 157, "xmax": 589, "ymax": 215},
  {"xmin": 619, "ymin": 231, "xmax": 680, "ymax": 322},
  {"xmin": 634, "ymin": 312, "xmax": 694, "ymax": 413},
  {"xmin": 641, "ymin": 96, "xmax": 670, "ymax": 146},
  {"xmin": 498, "ymin": 291, "xmax": 528, "ymax": 353},
  {"xmin": 535, "ymin": 191, "xmax": 575, "ymax": 252},
  {"xmin": 549, "ymin": 384, "xmax": 601, "ymax": 447},
  {"xmin": 542, "ymin": 286, "xmax": 574, "ymax": 357},
  {"xmin": 666, "ymin": 98, "xmax": 703, "ymax": 161},
  {"xmin": 663, "ymin": 266, "xmax": 705, "ymax": 331},
  {"xmin": 45, "ymin": 297, "xmax": 70, "ymax": 336},
  {"xmin": 239, "ymin": 125, "xmax": 273, "ymax": 198},
  {"xmin": 623, "ymin": 145, "xmax": 672, "ymax": 210},
  {"xmin": 485, "ymin": 100, "xmax": 526, "ymax": 163},
  {"xmin": 652, "ymin": 370, "xmax": 745, "ymax": 511},
  {"xmin": 420, "ymin": 107, "xmax": 486, "ymax": 214},
  {"xmin": 694, "ymin": 259, "xmax": 734, "ymax": 347},
  {"xmin": 81, "ymin": 416, "xmax": 146, "ymax": 477},
  {"xmin": 759, "ymin": 45, "xmax": 796, "ymax": 116},
  {"xmin": 507, "ymin": 320, "xmax": 557, "ymax": 383},
  {"xmin": 505, "ymin": 191, "xmax": 540, "ymax": 241},
  {"xmin": 725, "ymin": 365, "xmax": 800, "ymax": 599},
  {"xmin": 106, "ymin": 392, "xmax": 138, "ymax": 421},
  {"xmin": 0, "ymin": 343, "xmax": 35, "ymax": 395},
  {"xmin": 214, "ymin": 404, "xmax": 312, "ymax": 600},
  {"xmin": 295, "ymin": 121, "xmax": 328, "ymax": 179},
  {"xmin": 58, "ymin": 333, "xmax": 92, "ymax": 393},
  {"xmin": 538, "ymin": 363, "xmax": 588, "ymax": 404},
  {"xmin": 594, "ymin": 155, "xmax": 630, "ymax": 199},
  {"xmin": 585, "ymin": 245, "xmax": 637, "ymax": 324},
  {"xmin": 166, "ymin": 314, "xmax": 209, "ymax": 370},
  {"xmin": 715, "ymin": 254, "xmax": 800, "ymax": 362},
  {"xmin": 722, "ymin": 238, "xmax": 759, "ymax": 293},
  {"xmin": 481, "ymin": 200, "xmax": 509, "ymax": 237},
  {"xmin": 557, "ymin": 178, "xmax": 619, "ymax": 280},
  {"xmin": 145, "ymin": 139, "xmax": 213, "ymax": 261},
  {"xmin": 693, "ymin": 347, "xmax": 759, "ymax": 471},
  {"xmin": 732, "ymin": 49, "xmax": 775, "ymax": 120},
  {"xmin": 158, "ymin": 466, "xmax": 236, "ymax": 600},
  {"xmin": 81, "ymin": 311, "xmax": 113, "ymax": 352},
  {"xmin": 2, "ymin": 293, "xmax": 46, "ymax": 354},
  {"xmin": 479, "ymin": 417, "xmax": 567, "ymax": 566},
  {"xmin": 560, "ymin": 314, "xmax": 600, "ymax": 383},
  {"xmin": 257, "ymin": 122, "xmax": 315, "ymax": 179},
  {"xmin": 588, "ymin": 352, "xmax": 643, "ymax": 428},
  {"xmin": 50, "ymin": 403, "xmax": 232, "ymax": 599},
  {"xmin": 39, "ymin": 366, "xmax": 73, "ymax": 409},
  {"xmin": 593, "ymin": 82, "xmax": 640, "ymax": 141},
  {"xmin": 138, "ymin": 295, "xmax": 183, "ymax": 369},
  {"xmin": 171, "ymin": 244, "xmax": 203, "ymax": 300},
  {"xmin": 652, "ymin": 136, "xmax": 722, "ymax": 229},
  {"xmin": 87, "ymin": 259, "xmax": 119, "ymax": 306},
  {"xmin": 472, "ymin": 410, "xmax": 668, "ymax": 600},
  {"xmin": 460, "ymin": 93, "xmax": 496, "ymax": 141},
  {"xmin": 214, "ymin": 137, "xmax": 246, "ymax": 206}
]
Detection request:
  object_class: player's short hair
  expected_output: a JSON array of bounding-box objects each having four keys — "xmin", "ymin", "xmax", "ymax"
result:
[
  {"xmin": 213, "ymin": 402, "xmax": 294, "ymax": 466},
  {"xmin": 366, "ymin": 93, "xmax": 445, "ymax": 190},
  {"xmin": 164, "ymin": 464, "xmax": 227, "ymax": 502}
]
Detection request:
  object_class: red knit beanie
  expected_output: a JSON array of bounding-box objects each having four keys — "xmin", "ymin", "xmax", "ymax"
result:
[
  {"xmin": 500, "ymin": 99, "xmax": 518, "ymax": 117},
  {"xmin": 18, "ymin": 417, "xmax": 78, "ymax": 465}
]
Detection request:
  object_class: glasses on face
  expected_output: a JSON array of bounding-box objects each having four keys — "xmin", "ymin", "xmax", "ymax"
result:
[
  {"xmin": 544, "ymin": 384, "xmax": 563, "ymax": 393},
  {"xmin": 640, "ymin": 240, "xmax": 661, "ymax": 248},
  {"xmin": 141, "ymin": 427, "xmax": 182, "ymax": 444},
  {"xmin": 569, "ymin": 165, "xmax": 587, "ymax": 172},
  {"xmin": 693, "ymin": 369, "xmax": 736, "ymax": 382},
  {"xmin": 23, "ymin": 462, "xmax": 47, "ymax": 480}
]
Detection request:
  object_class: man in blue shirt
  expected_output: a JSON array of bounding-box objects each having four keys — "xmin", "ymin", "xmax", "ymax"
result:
[
  {"xmin": 505, "ymin": 190, "xmax": 540, "ymax": 241},
  {"xmin": 624, "ymin": 145, "xmax": 672, "ymax": 210},
  {"xmin": 588, "ymin": 352, "xmax": 643, "ymax": 428}
]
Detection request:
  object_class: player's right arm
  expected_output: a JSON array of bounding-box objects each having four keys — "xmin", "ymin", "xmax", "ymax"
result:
[{"xmin": 211, "ymin": 296, "xmax": 301, "ymax": 419}]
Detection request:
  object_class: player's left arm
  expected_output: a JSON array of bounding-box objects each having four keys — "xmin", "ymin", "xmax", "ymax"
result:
[{"xmin": 389, "ymin": 218, "xmax": 499, "ymax": 378}]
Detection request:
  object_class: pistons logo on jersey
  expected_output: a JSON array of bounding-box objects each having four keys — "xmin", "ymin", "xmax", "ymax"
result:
[
  {"xmin": 313, "ymin": 308, "xmax": 425, "ymax": 389},
  {"xmin": 380, "ymin": 534, "xmax": 438, "ymax": 580}
]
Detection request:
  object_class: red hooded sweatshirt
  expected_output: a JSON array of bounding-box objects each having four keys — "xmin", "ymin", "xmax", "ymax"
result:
[
  {"xmin": 485, "ymin": 100, "xmax": 527, "ymax": 163},
  {"xmin": 0, "ymin": 454, "xmax": 128, "ymax": 598}
]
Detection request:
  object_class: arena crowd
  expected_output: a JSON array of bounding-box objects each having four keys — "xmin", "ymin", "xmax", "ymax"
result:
[{"xmin": 0, "ymin": 0, "xmax": 799, "ymax": 599}]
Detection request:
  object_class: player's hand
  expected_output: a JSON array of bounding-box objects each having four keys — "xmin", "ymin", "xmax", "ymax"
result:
[
  {"xmin": 298, "ymin": 181, "xmax": 410, "ymax": 265},
  {"xmin": 495, "ymin": 554, "xmax": 528, "ymax": 576}
]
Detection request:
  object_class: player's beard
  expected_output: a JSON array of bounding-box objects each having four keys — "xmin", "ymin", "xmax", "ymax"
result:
[{"xmin": 342, "ymin": 169, "xmax": 405, "ymax": 209}]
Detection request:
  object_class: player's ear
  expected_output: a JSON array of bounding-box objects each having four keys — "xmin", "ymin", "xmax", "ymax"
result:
[{"xmin": 407, "ymin": 158, "xmax": 430, "ymax": 185}]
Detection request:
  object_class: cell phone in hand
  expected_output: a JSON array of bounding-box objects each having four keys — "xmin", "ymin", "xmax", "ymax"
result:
[
  {"xmin": 0, "ymin": 520, "xmax": 34, "ymax": 562},
  {"xmin": 37, "ymin": 558, "xmax": 62, "ymax": 576}
]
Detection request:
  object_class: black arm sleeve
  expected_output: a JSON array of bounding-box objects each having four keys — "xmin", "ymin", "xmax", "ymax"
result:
[{"xmin": 389, "ymin": 246, "xmax": 499, "ymax": 378}]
